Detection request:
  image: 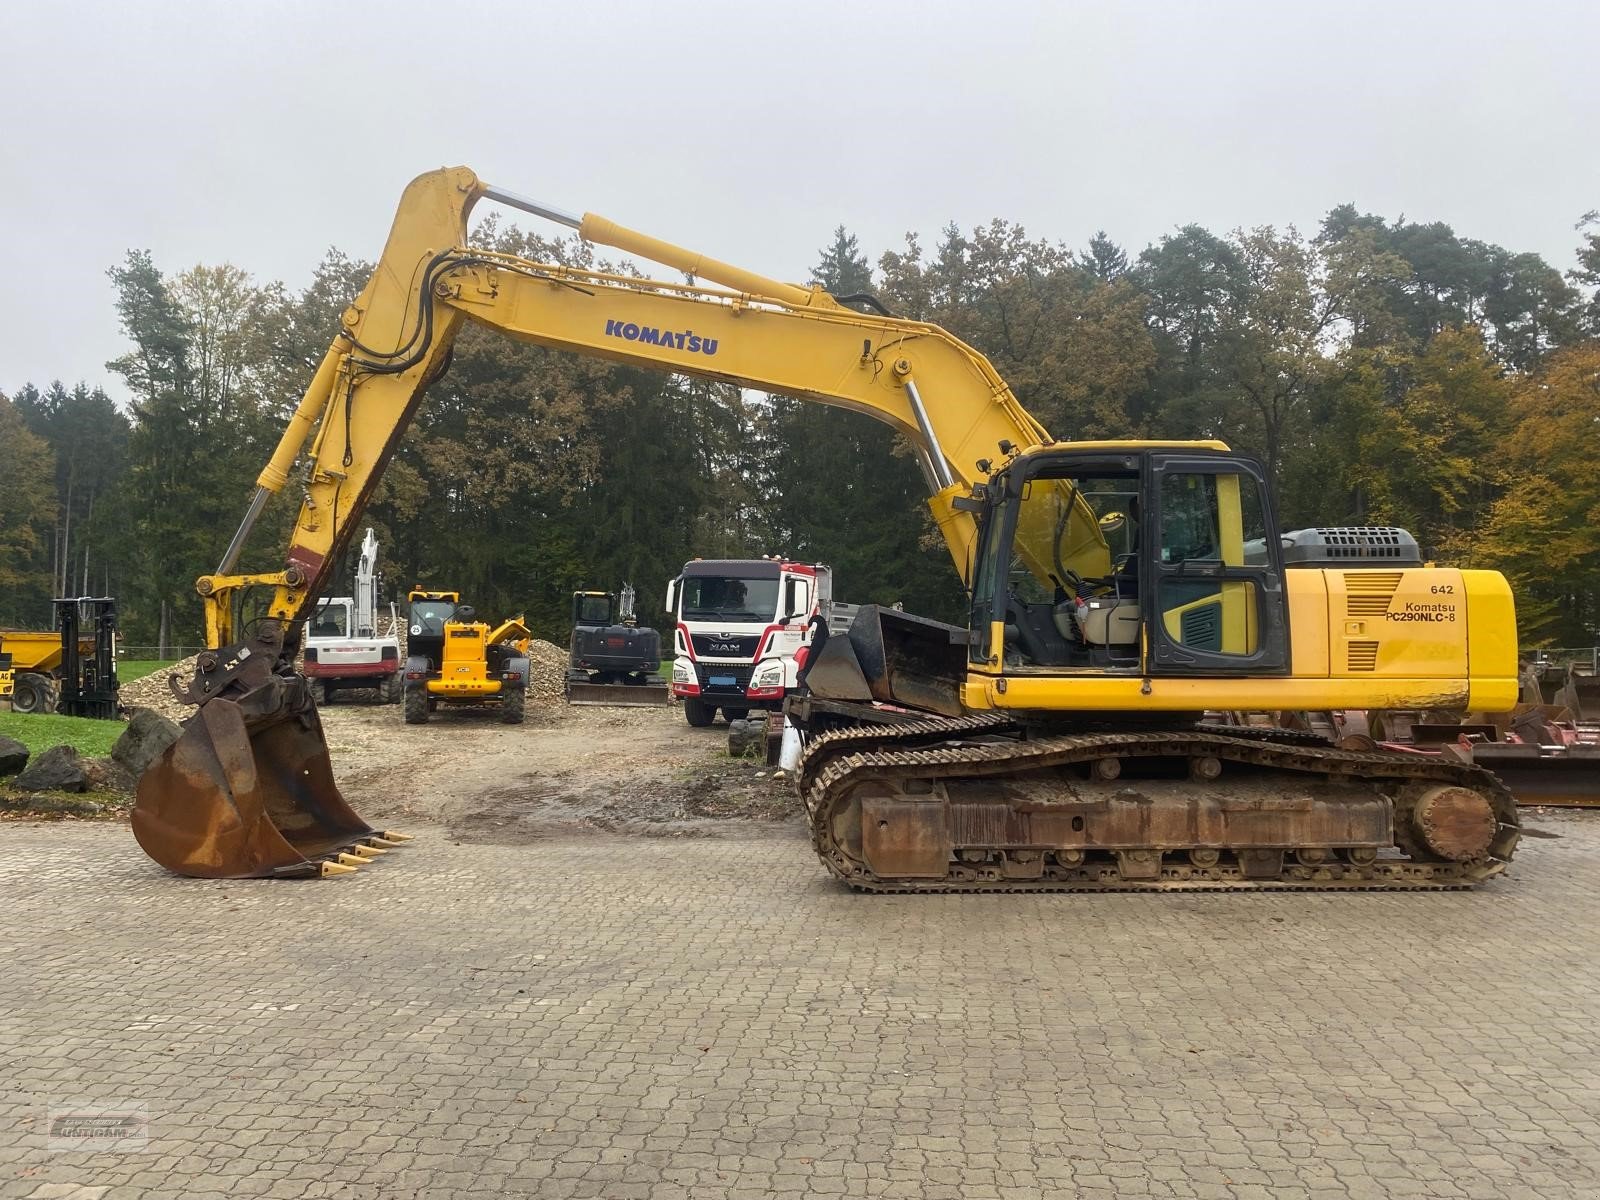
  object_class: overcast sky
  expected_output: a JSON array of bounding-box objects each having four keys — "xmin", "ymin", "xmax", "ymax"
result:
[{"xmin": 4, "ymin": 0, "xmax": 1597, "ymax": 404}]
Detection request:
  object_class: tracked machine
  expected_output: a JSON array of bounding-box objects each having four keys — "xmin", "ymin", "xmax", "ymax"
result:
[
  {"xmin": 565, "ymin": 585, "xmax": 668, "ymax": 706},
  {"xmin": 132, "ymin": 165, "xmax": 1522, "ymax": 887}
]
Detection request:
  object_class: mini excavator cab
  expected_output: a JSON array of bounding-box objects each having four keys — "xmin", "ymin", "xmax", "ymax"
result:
[
  {"xmin": 572, "ymin": 591, "xmax": 615, "ymax": 627},
  {"xmin": 969, "ymin": 445, "xmax": 1289, "ymax": 680}
]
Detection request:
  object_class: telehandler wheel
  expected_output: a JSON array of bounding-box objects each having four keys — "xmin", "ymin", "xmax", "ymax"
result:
[
  {"xmin": 379, "ymin": 673, "xmax": 403, "ymax": 704},
  {"xmin": 500, "ymin": 685, "xmax": 526, "ymax": 725},
  {"xmin": 403, "ymin": 687, "xmax": 430, "ymax": 725},
  {"xmin": 10, "ymin": 672, "xmax": 59, "ymax": 715},
  {"xmin": 683, "ymin": 698, "xmax": 715, "ymax": 727}
]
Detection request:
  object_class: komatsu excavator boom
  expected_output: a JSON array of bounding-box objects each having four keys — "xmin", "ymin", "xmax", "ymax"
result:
[{"xmin": 132, "ymin": 167, "xmax": 1521, "ymax": 888}]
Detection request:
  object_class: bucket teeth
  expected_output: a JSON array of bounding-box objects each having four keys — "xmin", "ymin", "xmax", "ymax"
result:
[
  {"xmin": 350, "ymin": 844, "xmax": 386, "ymax": 858},
  {"xmin": 335, "ymin": 853, "xmax": 368, "ymax": 868},
  {"xmin": 367, "ymin": 836, "xmax": 405, "ymax": 849},
  {"xmin": 320, "ymin": 861, "xmax": 360, "ymax": 877},
  {"xmin": 378, "ymin": 830, "xmax": 414, "ymax": 843}
]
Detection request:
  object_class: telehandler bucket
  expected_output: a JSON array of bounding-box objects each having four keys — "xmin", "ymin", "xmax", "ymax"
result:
[{"xmin": 133, "ymin": 669, "xmax": 408, "ymax": 878}]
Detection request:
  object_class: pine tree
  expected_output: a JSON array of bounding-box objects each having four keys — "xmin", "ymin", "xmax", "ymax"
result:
[{"xmin": 1077, "ymin": 231, "xmax": 1129, "ymax": 282}]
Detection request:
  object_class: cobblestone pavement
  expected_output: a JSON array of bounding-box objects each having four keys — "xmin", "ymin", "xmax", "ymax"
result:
[{"xmin": 3, "ymin": 813, "xmax": 1599, "ymax": 1199}]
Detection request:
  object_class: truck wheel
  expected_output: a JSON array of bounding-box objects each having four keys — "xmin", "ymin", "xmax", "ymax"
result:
[
  {"xmin": 403, "ymin": 687, "xmax": 429, "ymax": 725},
  {"xmin": 683, "ymin": 698, "xmax": 715, "ymax": 727},
  {"xmin": 720, "ymin": 706, "xmax": 749, "ymax": 726},
  {"xmin": 309, "ymin": 679, "xmax": 327, "ymax": 705},
  {"xmin": 500, "ymin": 685, "xmax": 526, "ymax": 725},
  {"xmin": 379, "ymin": 674, "xmax": 403, "ymax": 704},
  {"xmin": 10, "ymin": 672, "xmax": 59, "ymax": 715}
]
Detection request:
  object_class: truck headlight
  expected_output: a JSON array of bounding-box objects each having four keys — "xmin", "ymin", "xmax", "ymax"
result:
[
  {"xmin": 752, "ymin": 661, "xmax": 784, "ymax": 689},
  {"xmin": 673, "ymin": 663, "xmax": 692, "ymax": 684}
]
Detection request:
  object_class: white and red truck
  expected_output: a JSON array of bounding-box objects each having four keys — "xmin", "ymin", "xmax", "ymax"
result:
[
  {"xmin": 665, "ymin": 557, "xmax": 832, "ymax": 727},
  {"xmin": 302, "ymin": 528, "xmax": 403, "ymax": 704}
]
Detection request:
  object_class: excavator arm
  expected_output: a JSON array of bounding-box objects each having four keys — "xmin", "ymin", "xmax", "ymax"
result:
[{"xmin": 201, "ymin": 166, "xmax": 1051, "ymax": 650}]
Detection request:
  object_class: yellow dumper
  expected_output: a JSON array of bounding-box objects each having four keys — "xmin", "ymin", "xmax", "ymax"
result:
[{"xmin": 401, "ymin": 589, "xmax": 531, "ymax": 724}]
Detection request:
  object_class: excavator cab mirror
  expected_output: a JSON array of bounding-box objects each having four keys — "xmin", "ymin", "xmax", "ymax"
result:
[{"xmin": 950, "ymin": 495, "xmax": 983, "ymax": 514}]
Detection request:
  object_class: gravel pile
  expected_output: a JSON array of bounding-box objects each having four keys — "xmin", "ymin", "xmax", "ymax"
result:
[
  {"xmin": 527, "ymin": 639, "xmax": 568, "ymax": 703},
  {"xmin": 118, "ymin": 655, "xmax": 202, "ymax": 723},
  {"xmin": 116, "ymin": 634, "xmax": 569, "ymax": 715}
]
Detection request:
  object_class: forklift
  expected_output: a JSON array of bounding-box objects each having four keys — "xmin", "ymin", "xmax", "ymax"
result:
[{"xmin": 0, "ymin": 597, "xmax": 120, "ymax": 718}]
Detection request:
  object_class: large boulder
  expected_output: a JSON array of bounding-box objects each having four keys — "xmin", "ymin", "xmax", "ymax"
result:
[
  {"xmin": 0, "ymin": 735, "xmax": 27, "ymax": 776},
  {"xmin": 13, "ymin": 744, "xmax": 88, "ymax": 794},
  {"xmin": 83, "ymin": 756, "xmax": 138, "ymax": 795},
  {"xmin": 112, "ymin": 708, "xmax": 184, "ymax": 779}
]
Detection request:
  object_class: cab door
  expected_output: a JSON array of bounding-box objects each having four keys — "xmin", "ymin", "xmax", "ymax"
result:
[{"xmin": 1146, "ymin": 455, "xmax": 1289, "ymax": 674}]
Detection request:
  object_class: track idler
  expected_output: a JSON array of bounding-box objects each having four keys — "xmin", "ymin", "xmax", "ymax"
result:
[{"xmin": 132, "ymin": 636, "xmax": 409, "ymax": 879}]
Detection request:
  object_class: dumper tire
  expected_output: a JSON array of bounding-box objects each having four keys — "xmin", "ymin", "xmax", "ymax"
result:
[
  {"xmin": 500, "ymin": 684, "xmax": 526, "ymax": 725},
  {"xmin": 403, "ymin": 686, "xmax": 429, "ymax": 725},
  {"xmin": 683, "ymin": 698, "xmax": 715, "ymax": 727},
  {"xmin": 10, "ymin": 672, "xmax": 59, "ymax": 715},
  {"xmin": 379, "ymin": 673, "xmax": 403, "ymax": 705}
]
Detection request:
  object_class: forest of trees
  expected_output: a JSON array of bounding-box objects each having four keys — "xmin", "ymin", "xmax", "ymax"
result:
[{"xmin": 2, "ymin": 204, "xmax": 1598, "ymax": 648}]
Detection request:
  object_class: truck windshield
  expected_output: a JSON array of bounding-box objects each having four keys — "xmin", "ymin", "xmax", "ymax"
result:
[
  {"xmin": 681, "ymin": 577, "xmax": 780, "ymax": 622},
  {"xmin": 309, "ymin": 605, "xmax": 348, "ymax": 638}
]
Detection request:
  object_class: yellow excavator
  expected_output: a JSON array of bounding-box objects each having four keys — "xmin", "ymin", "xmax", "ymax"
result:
[{"xmin": 132, "ymin": 166, "xmax": 1521, "ymax": 888}]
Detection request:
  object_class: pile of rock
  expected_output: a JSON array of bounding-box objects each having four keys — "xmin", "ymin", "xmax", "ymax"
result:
[
  {"xmin": 117, "ymin": 655, "xmax": 202, "ymax": 723},
  {"xmin": 527, "ymin": 639, "xmax": 569, "ymax": 703},
  {"xmin": 0, "ymin": 710, "xmax": 181, "ymax": 815}
]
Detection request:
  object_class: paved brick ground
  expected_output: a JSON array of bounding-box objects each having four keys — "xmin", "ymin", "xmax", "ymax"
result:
[{"xmin": 2, "ymin": 814, "xmax": 1598, "ymax": 1199}]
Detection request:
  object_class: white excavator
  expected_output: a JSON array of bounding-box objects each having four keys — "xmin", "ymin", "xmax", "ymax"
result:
[{"xmin": 302, "ymin": 528, "xmax": 402, "ymax": 704}]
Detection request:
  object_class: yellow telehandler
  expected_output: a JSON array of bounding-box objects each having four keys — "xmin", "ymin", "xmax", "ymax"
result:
[{"xmin": 401, "ymin": 590, "xmax": 531, "ymax": 725}]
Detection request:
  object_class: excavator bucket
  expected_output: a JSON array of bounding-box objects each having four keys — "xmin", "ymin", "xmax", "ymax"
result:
[
  {"xmin": 1556, "ymin": 667, "xmax": 1600, "ymax": 723},
  {"xmin": 132, "ymin": 672, "xmax": 407, "ymax": 878},
  {"xmin": 841, "ymin": 605, "xmax": 968, "ymax": 717}
]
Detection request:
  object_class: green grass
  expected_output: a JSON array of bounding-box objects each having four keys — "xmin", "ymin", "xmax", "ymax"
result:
[
  {"xmin": 0, "ymin": 710, "xmax": 125, "ymax": 757},
  {"xmin": 118, "ymin": 659, "xmax": 180, "ymax": 683}
]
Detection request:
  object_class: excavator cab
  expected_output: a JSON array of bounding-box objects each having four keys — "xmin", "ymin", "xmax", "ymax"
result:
[{"xmin": 969, "ymin": 446, "xmax": 1289, "ymax": 681}]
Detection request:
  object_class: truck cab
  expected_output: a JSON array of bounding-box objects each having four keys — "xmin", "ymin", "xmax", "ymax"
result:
[{"xmin": 665, "ymin": 557, "xmax": 831, "ymax": 727}]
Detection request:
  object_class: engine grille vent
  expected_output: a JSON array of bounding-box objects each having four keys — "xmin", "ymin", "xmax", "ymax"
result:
[
  {"xmin": 1347, "ymin": 641, "xmax": 1380, "ymax": 672},
  {"xmin": 1345, "ymin": 572, "xmax": 1403, "ymax": 617}
]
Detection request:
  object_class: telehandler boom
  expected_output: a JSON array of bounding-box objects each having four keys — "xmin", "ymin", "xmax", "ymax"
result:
[{"xmin": 132, "ymin": 167, "xmax": 1520, "ymax": 887}]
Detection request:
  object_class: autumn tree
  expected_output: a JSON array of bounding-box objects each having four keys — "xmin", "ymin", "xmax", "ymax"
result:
[{"xmin": 1460, "ymin": 343, "xmax": 1600, "ymax": 643}]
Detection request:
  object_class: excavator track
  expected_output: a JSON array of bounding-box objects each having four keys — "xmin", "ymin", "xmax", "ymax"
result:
[{"xmin": 798, "ymin": 718, "xmax": 1520, "ymax": 893}]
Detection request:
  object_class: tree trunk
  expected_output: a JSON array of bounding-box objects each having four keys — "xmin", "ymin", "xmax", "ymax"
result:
[{"xmin": 158, "ymin": 600, "xmax": 170, "ymax": 660}]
